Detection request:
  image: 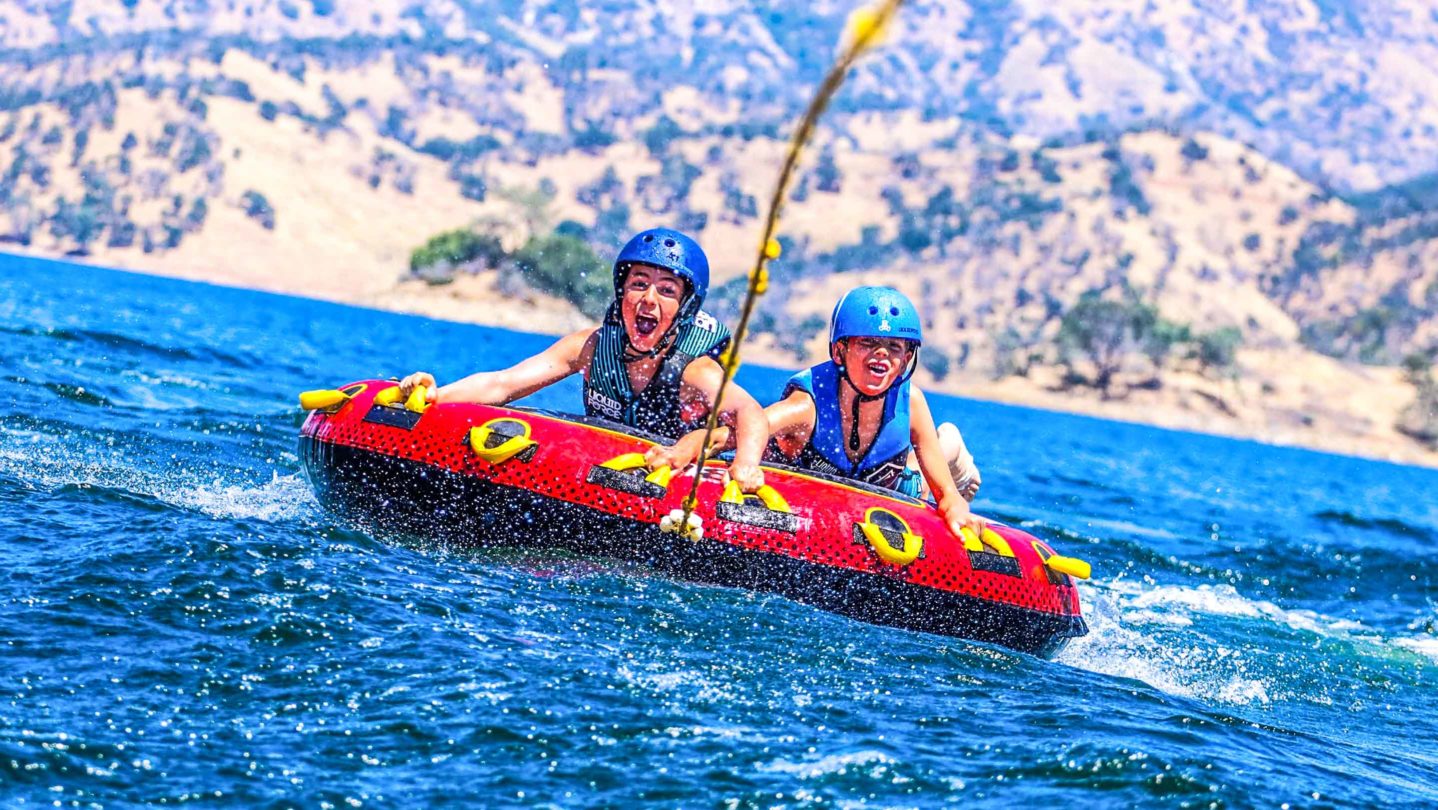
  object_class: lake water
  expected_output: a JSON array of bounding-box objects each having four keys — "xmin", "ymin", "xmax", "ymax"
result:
[{"xmin": 2, "ymin": 251, "xmax": 1435, "ymax": 806}]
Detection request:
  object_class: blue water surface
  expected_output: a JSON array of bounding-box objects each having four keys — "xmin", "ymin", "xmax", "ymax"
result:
[{"xmin": 2, "ymin": 252, "xmax": 1436, "ymax": 807}]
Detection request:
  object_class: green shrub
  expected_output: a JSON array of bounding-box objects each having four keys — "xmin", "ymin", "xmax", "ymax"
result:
[
  {"xmin": 240, "ymin": 190, "xmax": 275, "ymax": 230},
  {"xmin": 921, "ymin": 349, "xmax": 952, "ymax": 381},
  {"xmin": 1058, "ymin": 296, "xmax": 1137, "ymax": 396},
  {"xmin": 513, "ymin": 233, "xmax": 610, "ymax": 317},
  {"xmin": 1402, "ymin": 352, "xmax": 1434, "ymax": 385},
  {"xmin": 1397, "ymin": 380, "xmax": 1438, "ymax": 448},
  {"xmin": 643, "ymin": 115, "xmax": 682, "ymax": 156},
  {"xmin": 1196, "ymin": 327, "xmax": 1243, "ymax": 374},
  {"xmin": 1143, "ymin": 316, "xmax": 1191, "ymax": 371},
  {"xmin": 409, "ymin": 229, "xmax": 504, "ymax": 283}
]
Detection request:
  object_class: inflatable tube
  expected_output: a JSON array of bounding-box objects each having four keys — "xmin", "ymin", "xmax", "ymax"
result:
[{"xmin": 298, "ymin": 381, "xmax": 1089, "ymax": 657}]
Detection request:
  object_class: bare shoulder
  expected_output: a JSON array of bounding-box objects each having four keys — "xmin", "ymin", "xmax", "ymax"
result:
[
  {"xmin": 769, "ymin": 388, "xmax": 818, "ymax": 430},
  {"xmin": 553, "ymin": 326, "xmax": 600, "ymax": 370},
  {"xmin": 684, "ymin": 354, "xmax": 724, "ymax": 378},
  {"xmin": 681, "ymin": 355, "xmax": 726, "ymax": 389}
]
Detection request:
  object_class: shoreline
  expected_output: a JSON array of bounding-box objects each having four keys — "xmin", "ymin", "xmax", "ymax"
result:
[{"xmin": 7, "ymin": 246, "xmax": 1437, "ymax": 471}]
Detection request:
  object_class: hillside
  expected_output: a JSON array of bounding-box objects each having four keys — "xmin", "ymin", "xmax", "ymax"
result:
[
  {"xmin": 2, "ymin": 0, "xmax": 1437, "ymax": 465},
  {"xmin": 6, "ymin": 0, "xmax": 1438, "ymax": 188}
]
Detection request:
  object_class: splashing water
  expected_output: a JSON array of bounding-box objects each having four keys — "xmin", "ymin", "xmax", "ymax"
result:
[{"xmin": 1, "ymin": 253, "xmax": 1435, "ymax": 806}]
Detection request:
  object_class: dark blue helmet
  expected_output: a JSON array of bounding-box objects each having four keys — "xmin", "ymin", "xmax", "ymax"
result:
[
  {"xmin": 613, "ymin": 228, "xmax": 710, "ymax": 321},
  {"xmin": 829, "ymin": 286, "xmax": 923, "ymax": 346}
]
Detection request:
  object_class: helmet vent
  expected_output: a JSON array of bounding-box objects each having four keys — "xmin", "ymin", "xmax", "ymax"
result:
[
  {"xmin": 664, "ymin": 238, "xmax": 676, "ymax": 247},
  {"xmin": 643, "ymin": 234, "xmax": 654, "ymax": 242},
  {"xmin": 890, "ymin": 306, "xmax": 900, "ymax": 316},
  {"xmin": 868, "ymin": 306, "xmax": 879, "ymax": 315}
]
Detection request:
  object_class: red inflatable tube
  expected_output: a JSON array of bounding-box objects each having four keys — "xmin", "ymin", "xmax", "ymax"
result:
[{"xmin": 299, "ymin": 380, "xmax": 1089, "ymax": 657}]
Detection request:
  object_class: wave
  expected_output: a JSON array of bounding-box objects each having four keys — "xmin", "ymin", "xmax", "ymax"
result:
[
  {"xmin": 1057, "ymin": 579, "xmax": 1436, "ymax": 705},
  {"xmin": 0, "ymin": 323, "xmax": 261, "ymax": 369},
  {"xmin": 38, "ymin": 381, "xmax": 114, "ymax": 407},
  {"xmin": 1057, "ymin": 588, "xmax": 1278, "ymax": 706},
  {"xmin": 0, "ymin": 430, "xmax": 314, "ymax": 524},
  {"xmin": 1395, "ymin": 636, "xmax": 1438, "ymax": 662},
  {"xmin": 1313, "ymin": 510, "xmax": 1434, "ymax": 541}
]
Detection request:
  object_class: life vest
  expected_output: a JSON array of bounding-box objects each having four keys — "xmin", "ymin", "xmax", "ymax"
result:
[
  {"xmin": 583, "ymin": 310, "xmax": 731, "ymax": 439},
  {"xmin": 783, "ymin": 360, "xmax": 916, "ymax": 494}
]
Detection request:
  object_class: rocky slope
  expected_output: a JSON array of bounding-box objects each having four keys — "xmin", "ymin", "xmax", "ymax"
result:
[{"xmin": 2, "ymin": 0, "xmax": 1437, "ymax": 464}]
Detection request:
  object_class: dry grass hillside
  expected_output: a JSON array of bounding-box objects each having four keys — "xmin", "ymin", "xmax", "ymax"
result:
[{"xmin": 3, "ymin": 2, "xmax": 1438, "ymax": 466}]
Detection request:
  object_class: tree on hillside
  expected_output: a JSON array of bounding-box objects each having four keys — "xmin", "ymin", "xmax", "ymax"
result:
[
  {"xmin": 991, "ymin": 325, "xmax": 1048, "ymax": 380},
  {"xmin": 1403, "ymin": 352, "xmax": 1435, "ymax": 385},
  {"xmin": 495, "ymin": 183, "xmax": 557, "ymax": 239},
  {"xmin": 1057, "ymin": 291, "xmax": 1189, "ymax": 398},
  {"xmin": 814, "ymin": 147, "xmax": 842, "ymax": 193},
  {"xmin": 1195, "ymin": 327, "xmax": 1243, "ymax": 377},
  {"xmin": 1137, "ymin": 307, "xmax": 1191, "ymax": 378},
  {"xmin": 1397, "ymin": 353, "xmax": 1438, "ymax": 449},
  {"xmin": 643, "ymin": 115, "xmax": 683, "ymax": 157},
  {"xmin": 572, "ymin": 121, "xmax": 616, "ymax": 153},
  {"xmin": 577, "ymin": 166, "xmax": 624, "ymax": 209},
  {"xmin": 409, "ymin": 229, "xmax": 505, "ymax": 284},
  {"xmin": 50, "ymin": 197, "xmax": 102, "ymax": 255},
  {"xmin": 1103, "ymin": 143, "xmax": 1152, "ymax": 218},
  {"xmin": 719, "ymin": 172, "xmax": 757, "ymax": 222},
  {"xmin": 1058, "ymin": 296, "xmax": 1136, "ymax": 397},
  {"xmin": 240, "ymin": 190, "xmax": 276, "ymax": 230},
  {"xmin": 513, "ymin": 232, "xmax": 610, "ymax": 317},
  {"xmin": 921, "ymin": 185, "xmax": 967, "ymax": 255}
]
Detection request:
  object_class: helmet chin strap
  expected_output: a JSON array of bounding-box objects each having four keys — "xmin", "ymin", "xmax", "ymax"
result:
[
  {"xmin": 621, "ymin": 326, "xmax": 678, "ymax": 363},
  {"xmin": 614, "ymin": 302, "xmax": 687, "ymax": 364},
  {"xmin": 835, "ymin": 341, "xmax": 920, "ymax": 453}
]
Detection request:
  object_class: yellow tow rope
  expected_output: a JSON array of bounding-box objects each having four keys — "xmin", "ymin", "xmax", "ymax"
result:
[{"xmin": 667, "ymin": 0, "xmax": 907, "ymax": 538}]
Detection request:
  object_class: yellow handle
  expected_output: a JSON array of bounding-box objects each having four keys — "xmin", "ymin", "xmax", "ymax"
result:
[
  {"xmin": 1045, "ymin": 555, "xmax": 1092, "ymax": 580},
  {"xmin": 299, "ymin": 389, "xmax": 351, "ymax": 411},
  {"xmin": 468, "ymin": 427, "xmax": 536, "ymax": 465},
  {"xmin": 370, "ymin": 384, "xmax": 428, "ymax": 413},
  {"xmin": 720, "ymin": 481, "xmax": 791, "ymax": 512},
  {"xmin": 957, "ymin": 526, "xmax": 984, "ymax": 553},
  {"xmin": 599, "ymin": 453, "xmax": 648, "ymax": 472},
  {"xmin": 860, "ymin": 522, "xmax": 922, "ymax": 566},
  {"xmin": 961, "ymin": 526, "xmax": 1015, "ymax": 557},
  {"xmin": 595, "ymin": 453, "xmax": 672, "ymax": 490}
]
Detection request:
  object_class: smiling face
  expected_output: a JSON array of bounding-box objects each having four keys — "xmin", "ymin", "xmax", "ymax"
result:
[
  {"xmin": 619, "ymin": 263, "xmax": 687, "ymax": 353},
  {"xmin": 833, "ymin": 336, "xmax": 915, "ymax": 396}
]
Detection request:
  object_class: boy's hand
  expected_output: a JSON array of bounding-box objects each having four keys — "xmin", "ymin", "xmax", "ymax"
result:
[
  {"xmin": 645, "ymin": 430, "xmax": 707, "ymax": 473},
  {"xmin": 727, "ymin": 462, "xmax": 765, "ymax": 494},
  {"xmin": 398, "ymin": 371, "xmax": 438, "ymax": 403},
  {"xmin": 938, "ymin": 492, "xmax": 984, "ymax": 540}
]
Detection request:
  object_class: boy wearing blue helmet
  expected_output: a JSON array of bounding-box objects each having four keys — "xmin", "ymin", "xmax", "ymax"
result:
[
  {"xmin": 690, "ymin": 286, "xmax": 981, "ymax": 537},
  {"xmin": 397, "ymin": 228, "xmax": 768, "ymax": 492}
]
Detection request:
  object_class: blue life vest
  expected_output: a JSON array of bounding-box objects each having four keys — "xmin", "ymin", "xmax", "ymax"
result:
[
  {"xmin": 783, "ymin": 360, "xmax": 917, "ymax": 495},
  {"xmin": 583, "ymin": 310, "xmax": 731, "ymax": 440}
]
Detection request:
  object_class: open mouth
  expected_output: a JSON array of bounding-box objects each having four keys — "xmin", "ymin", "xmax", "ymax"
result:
[
  {"xmin": 633, "ymin": 314, "xmax": 659, "ymax": 338},
  {"xmin": 866, "ymin": 360, "xmax": 892, "ymax": 376}
]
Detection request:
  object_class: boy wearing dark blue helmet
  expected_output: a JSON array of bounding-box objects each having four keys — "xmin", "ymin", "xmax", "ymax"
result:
[
  {"xmin": 690, "ymin": 286, "xmax": 981, "ymax": 538},
  {"xmin": 398, "ymin": 228, "xmax": 768, "ymax": 492}
]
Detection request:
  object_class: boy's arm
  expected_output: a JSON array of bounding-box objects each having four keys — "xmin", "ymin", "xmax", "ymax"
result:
[
  {"xmin": 672, "ymin": 388, "xmax": 816, "ymax": 462},
  {"xmin": 910, "ymin": 388, "xmax": 983, "ymax": 537},
  {"xmin": 398, "ymin": 328, "xmax": 596, "ymax": 406},
  {"xmin": 645, "ymin": 358, "xmax": 768, "ymax": 492}
]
